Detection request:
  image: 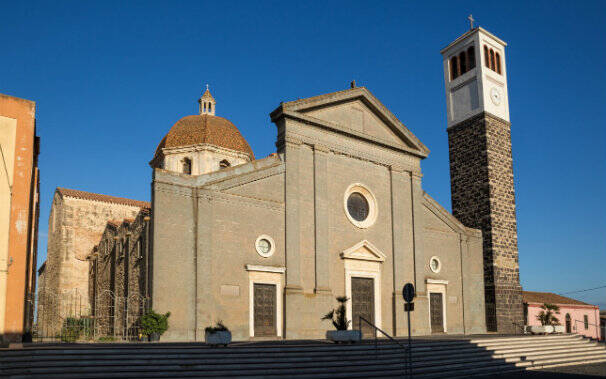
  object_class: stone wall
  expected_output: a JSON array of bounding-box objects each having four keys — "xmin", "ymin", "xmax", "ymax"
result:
[
  {"xmin": 37, "ymin": 188, "xmax": 148, "ymax": 336},
  {"xmin": 447, "ymin": 111, "xmax": 524, "ymax": 333},
  {"xmin": 88, "ymin": 209, "xmax": 151, "ymax": 339}
]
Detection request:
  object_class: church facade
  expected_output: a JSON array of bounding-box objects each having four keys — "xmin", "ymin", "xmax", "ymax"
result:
[{"xmin": 152, "ymin": 86, "xmax": 488, "ymax": 341}]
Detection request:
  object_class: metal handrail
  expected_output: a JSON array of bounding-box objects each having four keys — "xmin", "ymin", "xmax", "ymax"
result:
[{"xmin": 358, "ymin": 316, "xmax": 410, "ymax": 378}]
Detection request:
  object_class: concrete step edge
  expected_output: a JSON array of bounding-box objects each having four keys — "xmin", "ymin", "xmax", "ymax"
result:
[
  {"xmin": 519, "ymin": 353, "xmax": 606, "ymax": 367},
  {"xmin": 489, "ymin": 342, "xmax": 598, "ymax": 354},
  {"xmin": 527, "ymin": 357, "xmax": 606, "ymax": 371},
  {"xmin": 496, "ymin": 346, "xmax": 605, "ymax": 359}
]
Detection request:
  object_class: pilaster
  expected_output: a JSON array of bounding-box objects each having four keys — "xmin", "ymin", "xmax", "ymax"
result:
[
  {"xmin": 284, "ymin": 138, "xmax": 302, "ymax": 292},
  {"xmin": 313, "ymin": 145, "xmax": 331, "ymax": 293},
  {"xmin": 195, "ymin": 192, "xmax": 213, "ymax": 340},
  {"xmin": 389, "ymin": 166, "xmax": 407, "ymax": 335}
]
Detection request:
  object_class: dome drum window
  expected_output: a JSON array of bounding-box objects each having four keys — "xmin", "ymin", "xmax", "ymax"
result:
[
  {"xmin": 219, "ymin": 159, "xmax": 231, "ymax": 169},
  {"xmin": 343, "ymin": 184, "xmax": 378, "ymax": 229},
  {"xmin": 255, "ymin": 235, "xmax": 275, "ymax": 258},
  {"xmin": 182, "ymin": 158, "xmax": 192, "ymax": 175}
]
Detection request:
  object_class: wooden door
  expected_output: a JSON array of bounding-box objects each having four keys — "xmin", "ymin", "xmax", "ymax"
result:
[
  {"xmin": 351, "ymin": 277, "xmax": 375, "ymax": 337},
  {"xmin": 565, "ymin": 314, "xmax": 571, "ymax": 333},
  {"xmin": 253, "ymin": 283, "xmax": 276, "ymax": 336},
  {"xmin": 430, "ymin": 293, "xmax": 444, "ymax": 333}
]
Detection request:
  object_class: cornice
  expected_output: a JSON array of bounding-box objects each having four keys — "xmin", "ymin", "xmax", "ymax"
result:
[
  {"xmin": 284, "ymin": 129, "xmax": 421, "ymax": 175},
  {"xmin": 447, "ymin": 111, "xmax": 511, "ymax": 132}
]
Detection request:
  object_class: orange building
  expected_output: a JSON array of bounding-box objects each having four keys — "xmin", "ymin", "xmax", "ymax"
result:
[{"xmin": 0, "ymin": 93, "xmax": 40, "ymax": 343}]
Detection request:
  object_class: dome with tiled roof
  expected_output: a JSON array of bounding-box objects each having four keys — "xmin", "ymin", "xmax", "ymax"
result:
[
  {"xmin": 153, "ymin": 86, "xmax": 254, "ymax": 162},
  {"xmin": 154, "ymin": 114, "xmax": 254, "ymax": 160}
]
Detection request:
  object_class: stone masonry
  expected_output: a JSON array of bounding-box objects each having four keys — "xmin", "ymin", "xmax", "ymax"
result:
[
  {"xmin": 37, "ymin": 188, "xmax": 149, "ymax": 336},
  {"xmin": 88, "ymin": 209, "xmax": 151, "ymax": 339},
  {"xmin": 447, "ymin": 112, "xmax": 524, "ymax": 333}
]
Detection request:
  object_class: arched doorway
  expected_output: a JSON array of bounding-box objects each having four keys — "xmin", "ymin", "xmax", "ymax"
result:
[{"xmin": 565, "ymin": 313, "xmax": 572, "ymax": 333}]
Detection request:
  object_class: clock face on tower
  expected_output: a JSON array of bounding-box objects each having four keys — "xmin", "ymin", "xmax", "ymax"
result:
[{"xmin": 490, "ymin": 87, "xmax": 502, "ymax": 106}]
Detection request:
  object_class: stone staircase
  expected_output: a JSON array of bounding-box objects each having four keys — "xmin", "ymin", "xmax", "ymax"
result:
[{"xmin": 1, "ymin": 334, "xmax": 604, "ymax": 378}]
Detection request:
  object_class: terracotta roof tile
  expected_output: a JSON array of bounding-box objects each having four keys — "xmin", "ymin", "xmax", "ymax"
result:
[
  {"xmin": 57, "ymin": 187, "xmax": 150, "ymax": 209},
  {"xmin": 523, "ymin": 291, "xmax": 593, "ymax": 306},
  {"xmin": 154, "ymin": 114, "xmax": 254, "ymax": 160}
]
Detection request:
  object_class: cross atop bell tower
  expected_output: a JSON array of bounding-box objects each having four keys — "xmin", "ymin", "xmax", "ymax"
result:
[{"xmin": 198, "ymin": 84, "xmax": 216, "ymax": 116}]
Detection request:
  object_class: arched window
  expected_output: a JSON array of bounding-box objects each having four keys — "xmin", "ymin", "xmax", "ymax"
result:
[
  {"xmin": 459, "ymin": 51, "xmax": 467, "ymax": 74},
  {"xmin": 467, "ymin": 46, "xmax": 475, "ymax": 69},
  {"xmin": 495, "ymin": 52, "xmax": 501, "ymax": 74},
  {"xmin": 450, "ymin": 56, "xmax": 459, "ymax": 80},
  {"xmin": 182, "ymin": 158, "xmax": 192, "ymax": 175},
  {"xmin": 219, "ymin": 159, "xmax": 231, "ymax": 169},
  {"xmin": 489, "ymin": 49, "xmax": 495, "ymax": 71},
  {"xmin": 484, "ymin": 46, "xmax": 490, "ymax": 68}
]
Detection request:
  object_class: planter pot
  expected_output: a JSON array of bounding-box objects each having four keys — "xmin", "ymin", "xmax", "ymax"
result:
[
  {"xmin": 205, "ymin": 331, "xmax": 231, "ymax": 346},
  {"xmin": 326, "ymin": 330, "xmax": 362, "ymax": 343},
  {"xmin": 148, "ymin": 333, "xmax": 160, "ymax": 342},
  {"xmin": 527, "ymin": 325, "xmax": 554, "ymax": 334},
  {"xmin": 553, "ymin": 325, "xmax": 565, "ymax": 333}
]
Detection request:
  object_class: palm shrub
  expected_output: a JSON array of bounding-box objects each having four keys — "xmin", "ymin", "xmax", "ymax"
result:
[
  {"xmin": 322, "ymin": 296, "xmax": 350, "ymax": 331},
  {"xmin": 140, "ymin": 310, "xmax": 171, "ymax": 337},
  {"xmin": 536, "ymin": 303, "xmax": 560, "ymax": 326}
]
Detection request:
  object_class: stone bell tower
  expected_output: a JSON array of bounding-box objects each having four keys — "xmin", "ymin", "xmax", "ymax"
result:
[{"xmin": 441, "ymin": 19, "xmax": 524, "ymax": 333}]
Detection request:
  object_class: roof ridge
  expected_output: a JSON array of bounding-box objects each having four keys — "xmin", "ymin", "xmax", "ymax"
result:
[{"xmin": 57, "ymin": 187, "xmax": 150, "ymax": 209}]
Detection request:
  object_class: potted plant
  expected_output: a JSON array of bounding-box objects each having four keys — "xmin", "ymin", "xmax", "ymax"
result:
[
  {"xmin": 140, "ymin": 310, "xmax": 170, "ymax": 342},
  {"xmin": 529, "ymin": 303, "xmax": 560, "ymax": 334},
  {"xmin": 322, "ymin": 296, "xmax": 361, "ymax": 343},
  {"xmin": 205, "ymin": 321, "xmax": 231, "ymax": 346}
]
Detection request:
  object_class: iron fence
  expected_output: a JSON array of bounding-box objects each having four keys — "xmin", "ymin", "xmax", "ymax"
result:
[{"xmin": 31, "ymin": 289, "xmax": 149, "ymax": 343}]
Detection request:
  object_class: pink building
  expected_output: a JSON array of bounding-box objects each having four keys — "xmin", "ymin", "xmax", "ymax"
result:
[{"xmin": 524, "ymin": 291, "xmax": 601, "ymax": 340}]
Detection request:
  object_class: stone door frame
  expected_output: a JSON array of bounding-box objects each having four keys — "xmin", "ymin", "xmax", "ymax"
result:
[
  {"xmin": 341, "ymin": 240, "xmax": 385, "ymax": 331},
  {"xmin": 245, "ymin": 265, "xmax": 285, "ymax": 338},
  {"xmin": 426, "ymin": 279, "xmax": 448, "ymax": 333}
]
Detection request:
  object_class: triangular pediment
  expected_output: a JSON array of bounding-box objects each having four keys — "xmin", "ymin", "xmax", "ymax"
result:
[
  {"xmin": 271, "ymin": 87, "xmax": 429, "ymax": 158},
  {"xmin": 340, "ymin": 240, "xmax": 386, "ymax": 262}
]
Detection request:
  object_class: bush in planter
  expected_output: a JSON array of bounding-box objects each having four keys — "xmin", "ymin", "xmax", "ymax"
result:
[
  {"xmin": 322, "ymin": 296, "xmax": 361, "ymax": 343},
  {"xmin": 140, "ymin": 310, "xmax": 170, "ymax": 341},
  {"xmin": 205, "ymin": 321, "xmax": 231, "ymax": 346}
]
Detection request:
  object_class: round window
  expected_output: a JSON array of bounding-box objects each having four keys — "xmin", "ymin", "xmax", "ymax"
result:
[
  {"xmin": 429, "ymin": 256, "xmax": 441, "ymax": 273},
  {"xmin": 257, "ymin": 239, "xmax": 271, "ymax": 254},
  {"xmin": 343, "ymin": 184, "xmax": 377, "ymax": 229},
  {"xmin": 255, "ymin": 235, "xmax": 275, "ymax": 258},
  {"xmin": 347, "ymin": 192, "xmax": 369, "ymax": 221}
]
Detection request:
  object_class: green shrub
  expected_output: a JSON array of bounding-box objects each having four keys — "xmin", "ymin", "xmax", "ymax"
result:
[
  {"xmin": 140, "ymin": 310, "xmax": 171, "ymax": 336},
  {"xmin": 205, "ymin": 321, "xmax": 229, "ymax": 333},
  {"xmin": 60, "ymin": 317, "xmax": 86, "ymax": 342},
  {"xmin": 322, "ymin": 296, "xmax": 350, "ymax": 331},
  {"xmin": 97, "ymin": 336, "xmax": 115, "ymax": 342}
]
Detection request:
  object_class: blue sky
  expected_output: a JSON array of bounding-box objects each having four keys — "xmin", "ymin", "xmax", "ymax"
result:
[{"xmin": 2, "ymin": 1, "xmax": 605, "ymax": 307}]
